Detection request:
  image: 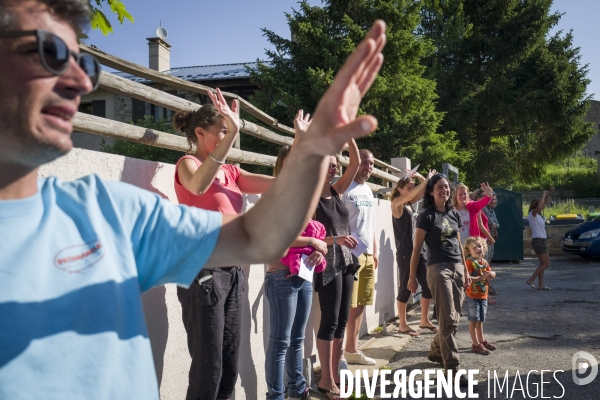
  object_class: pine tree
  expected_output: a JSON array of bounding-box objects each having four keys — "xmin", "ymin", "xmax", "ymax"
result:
[
  {"xmin": 420, "ymin": 0, "xmax": 594, "ymax": 186},
  {"xmin": 248, "ymin": 0, "xmax": 462, "ymax": 173}
]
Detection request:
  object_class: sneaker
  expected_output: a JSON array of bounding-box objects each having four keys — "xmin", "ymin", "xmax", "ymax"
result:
[
  {"xmin": 472, "ymin": 343, "xmax": 491, "ymax": 355},
  {"xmin": 427, "ymin": 351, "xmax": 444, "ymax": 364},
  {"xmin": 481, "ymin": 340, "xmax": 497, "ymax": 351},
  {"xmin": 344, "ymin": 350, "xmax": 376, "ymax": 365}
]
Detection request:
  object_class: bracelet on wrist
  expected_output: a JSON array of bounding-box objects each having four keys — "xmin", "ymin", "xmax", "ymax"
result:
[{"xmin": 208, "ymin": 153, "xmax": 225, "ymax": 165}]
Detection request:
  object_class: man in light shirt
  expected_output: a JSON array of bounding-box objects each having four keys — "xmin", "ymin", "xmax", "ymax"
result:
[{"xmin": 341, "ymin": 149, "xmax": 379, "ymax": 365}]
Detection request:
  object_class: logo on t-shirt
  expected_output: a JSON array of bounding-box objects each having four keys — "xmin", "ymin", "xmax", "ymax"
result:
[
  {"xmin": 441, "ymin": 218, "xmax": 455, "ymax": 247},
  {"xmin": 348, "ymin": 194, "xmax": 374, "ymax": 208},
  {"xmin": 54, "ymin": 240, "xmax": 105, "ymax": 273}
]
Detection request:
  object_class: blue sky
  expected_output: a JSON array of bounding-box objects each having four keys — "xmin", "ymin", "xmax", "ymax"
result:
[{"xmin": 84, "ymin": 0, "xmax": 599, "ymax": 100}]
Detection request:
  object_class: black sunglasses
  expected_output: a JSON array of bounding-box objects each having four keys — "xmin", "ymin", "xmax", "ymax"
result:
[{"xmin": 0, "ymin": 30, "xmax": 100, "ymax": 91}]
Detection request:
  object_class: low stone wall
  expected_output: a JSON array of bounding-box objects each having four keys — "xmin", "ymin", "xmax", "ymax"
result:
[{"xmin": 523, "ymin": 225, "xmax": 576, "ymax": 255}]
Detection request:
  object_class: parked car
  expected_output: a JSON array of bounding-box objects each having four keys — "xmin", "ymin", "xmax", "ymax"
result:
[{"xmin": 562, "ymin": 216, "xmax": 600, "ymax": 257}]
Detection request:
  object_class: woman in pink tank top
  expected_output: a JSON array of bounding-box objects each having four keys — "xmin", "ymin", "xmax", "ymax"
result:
[{"xmin": 172, "ymin": 89, "xmax": 275, "ymax": 400}]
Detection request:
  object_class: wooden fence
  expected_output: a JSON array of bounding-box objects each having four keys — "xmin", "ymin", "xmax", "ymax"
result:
[{"xmin": 76, "ymin": 44, "xmax": 401, "ymax": 192}]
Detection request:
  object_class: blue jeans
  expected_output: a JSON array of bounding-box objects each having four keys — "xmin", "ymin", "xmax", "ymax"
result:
[
  {"xmin": 465, "ymin": 297, "xmax": 488, "ymax": 322},
  {"xmin": 265, "ymin": 270, "xmax": 313, "ymax": 399}
]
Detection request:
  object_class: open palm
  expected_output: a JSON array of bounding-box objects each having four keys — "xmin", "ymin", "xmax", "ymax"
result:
[
  {"xmin": 208, "ymin": 88, "xmax": 240, "ymax": 135},
  {"xmin": 298, "ymin": 21, "xmax": 386, "ymax": 157}
]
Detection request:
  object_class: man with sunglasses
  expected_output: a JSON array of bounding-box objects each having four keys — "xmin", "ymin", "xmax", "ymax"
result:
[{"xmin": 0, "ymin": 0, "xmax": 387, "ymax": 398}]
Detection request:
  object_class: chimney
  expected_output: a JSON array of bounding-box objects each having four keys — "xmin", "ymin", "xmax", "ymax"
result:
[{"xmin": 147, "ymin": 37, "xmax": 171, "ymax": 72}]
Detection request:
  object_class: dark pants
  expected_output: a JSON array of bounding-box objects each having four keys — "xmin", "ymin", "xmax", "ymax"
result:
[
  {"xmin": 317, "ymin": 267, "xmax": 355, "ymax": 341},
  {"xmin": 396, "ymin": 248, "xmax": 432, "ymax": 303},
  {"xmin": 177, "ymin": 267, "xmax": 244, "ymax": 400}
]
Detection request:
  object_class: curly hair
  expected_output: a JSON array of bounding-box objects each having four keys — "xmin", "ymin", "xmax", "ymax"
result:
[
  {"xmin": 0, "ymin": 0, "xmax": 91, "ymax": 31},
  {"xmin": 172, "ymin": 105, "xmax": 223, "ymax": 153},
  {"xmin": 422, "ymin": 174, "xmax": 452, "ymax": 211},
  {"xmin": 463, "ymin": 236, "xmax": 488, "ymax": 260}
]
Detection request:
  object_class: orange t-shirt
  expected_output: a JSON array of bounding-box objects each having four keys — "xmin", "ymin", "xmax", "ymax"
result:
[
  {"xmin": 466, "ymin": 257, "xmax": 491, "ymax": 299},
  {"xmin": 174, "ymin": 155, "xmax": 244, "ymax": 215}
]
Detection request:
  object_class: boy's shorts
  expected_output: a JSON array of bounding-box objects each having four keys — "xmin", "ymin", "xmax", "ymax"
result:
[
  {"xmin": 465, "ymin": 297, "xmax": 487, "ymax": 322},
  {"xmin": 351, "ymin": 253, "xmax": 375, "ymax": 307}
]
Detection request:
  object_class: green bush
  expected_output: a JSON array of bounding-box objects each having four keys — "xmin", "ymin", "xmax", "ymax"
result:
[
  {"xmin": 513, "ymin": 153, "xmax": 600, "ymax": 198},
  {"xmin": 522, "ymin": 201, "xmax": 589, "ymax": 218}
]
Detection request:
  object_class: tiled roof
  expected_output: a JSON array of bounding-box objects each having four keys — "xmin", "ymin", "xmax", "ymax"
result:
[{"xmin": 113, "ymin": 62, "xmax": 265, "ymax": 84}]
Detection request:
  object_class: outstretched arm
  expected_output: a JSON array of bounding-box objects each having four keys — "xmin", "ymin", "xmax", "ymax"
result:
[
  {"xmin": 178, "ymin": 89, "xmax": 240, "ymax": 195},
  {"xmin": 391, "ymin": 169, "xmax": 436, "ymax": 219},
  {"xmin": 204, "ymin": 21, "xmax": 387, "ymax": 267},
  {"xmin": 332, "ymin": 138, "xmax": 359, "ymax": 195}
]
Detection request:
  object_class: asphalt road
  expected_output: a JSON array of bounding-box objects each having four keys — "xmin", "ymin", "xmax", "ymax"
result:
[{"xmin": 383, "ymin": 255, "xmax": 600, "ymax": 400}]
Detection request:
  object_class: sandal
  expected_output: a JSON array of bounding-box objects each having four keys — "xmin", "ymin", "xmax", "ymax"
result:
[
  {"xmin": 419, "ymin": 325, "xmax": 438, "ymax": 333},
  {"xmin": 398, "ymin": 328, "xmax": 420, "ymax": 337},
  {"xmin": 481, "ymin": 340, "xmax": 497, "ymax": 351},
  {"xmin": 537, "ymin": 286, "xmax": 551, "ymax": 290},
  {"xmin": 317, "ymin": 387, "xmax": 340, "ymax": 400},
  {"xmin": 488, "ymin": 297, "xmax": 496, "ymax": 305},
  {"xmin": 489, "ymin": 287, "xmax": 498, "ymax": 295},
  {"xmin": 472, "ymin": 343, "xmax": 490, "ymax": 355},
  {"xmin": 526, "ymin": 281, "xmax": 536, "ymax": 290}
]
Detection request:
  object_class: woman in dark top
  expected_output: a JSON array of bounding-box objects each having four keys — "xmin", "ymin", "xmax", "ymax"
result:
[
  {"xmin": 408, "ymin": 174, "xmax": 471, "ymax": 381},
  {"xmin": 314, "ymin": 139, "xmax": 359, "ymax": 400},
  {"xmin": 391, "ymin": 169, "xmax": 437, "ymax": 337}
]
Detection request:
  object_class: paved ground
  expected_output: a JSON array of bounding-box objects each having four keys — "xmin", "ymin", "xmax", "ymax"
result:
[{"xmin": 313, "ymin": 255, "xmax": 600, "ymax": 399}]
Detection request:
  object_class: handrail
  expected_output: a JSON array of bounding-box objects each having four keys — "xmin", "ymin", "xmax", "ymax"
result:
[
  {"xmin": 82, "ymin": 43, "xmax": 398, "ymax": 172},
  {"xmin": 72, "ymin": 112, "xmax": 388, "ymax": 193},
  {"xmin": 81, "ymin": 44, "xmax": 295, "ymax": 136},
  {"xmin": 96, "ymin": 71, "xmax": 399, "ymax": 184}
]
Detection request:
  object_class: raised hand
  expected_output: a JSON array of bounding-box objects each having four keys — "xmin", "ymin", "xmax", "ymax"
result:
[
  {"xmin": 480, "ymin": 182, "xmax": 493, "ymax": 197},
  {"xmin": 427, "ymin": 169, "xmax": 437, "ymax": 180},
  {"xmin": 295, "ymin": 21, "xmax": 386, "ymax": 157},
  {"xmin": 293, "ymin": 109, "xmax": 312, "ymax": 137},
  {"xmin": 208, "ymin": 88, "xmax": 240, "ymax": 135}
]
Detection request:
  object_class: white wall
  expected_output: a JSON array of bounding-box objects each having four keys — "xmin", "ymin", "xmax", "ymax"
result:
[{"xmin": 40, "ymin": 148, "xmax": 399, "ymax": 400}]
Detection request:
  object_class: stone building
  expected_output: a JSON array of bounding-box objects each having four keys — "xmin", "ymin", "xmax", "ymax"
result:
[{"xmin": 74, "ymin": 35, "xmax": 261, "ymax": 151}]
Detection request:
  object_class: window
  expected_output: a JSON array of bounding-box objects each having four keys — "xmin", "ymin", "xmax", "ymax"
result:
[{"xmin": 78, "ymin": 100, "xmax": 106, "ymax": 118}]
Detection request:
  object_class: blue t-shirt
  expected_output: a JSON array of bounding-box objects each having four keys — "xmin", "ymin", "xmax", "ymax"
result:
[{"xmin": 0, "ymin": 175, "xmax": 222, "ymax": 399}]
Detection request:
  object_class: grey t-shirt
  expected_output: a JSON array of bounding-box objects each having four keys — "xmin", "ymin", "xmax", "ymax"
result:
[{"xmin": 416, "ymin": 208, "xmax": 463, "ymax": 266}]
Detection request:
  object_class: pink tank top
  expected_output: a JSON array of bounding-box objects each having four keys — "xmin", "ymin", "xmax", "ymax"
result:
[{"xmin": 174, "ymin": 155, "xmax": 244, "ymax": 215}]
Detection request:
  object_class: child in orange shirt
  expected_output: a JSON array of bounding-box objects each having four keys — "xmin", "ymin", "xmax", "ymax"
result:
[{"xmin": 464, "ymin": 237, "xmax": 497, "ymax": 355}]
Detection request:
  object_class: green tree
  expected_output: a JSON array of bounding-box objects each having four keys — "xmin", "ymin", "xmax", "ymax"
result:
[
  {"xmin": 420, "ymin": 0, "xmax": 594, "ymax": 187},
  {"xmin": 248, "ymin": 0, "xmax": 462, "ymax": 172},
  {"xmin": 100, "ymin": 116, "xmax": 183, "ymax": 164},
  {"xmin": 88, "ymin": 0, "xmax": 134, "ymax": 35}
]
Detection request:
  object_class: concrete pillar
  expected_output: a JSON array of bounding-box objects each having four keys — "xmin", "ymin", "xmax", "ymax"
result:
[
  {"xmin": 147, "ymin": 37, "xmax": 171, "ymax": 72},
  {"xmin": 391, "ymin": 157, "xmax": 411, "ymax": 180}
]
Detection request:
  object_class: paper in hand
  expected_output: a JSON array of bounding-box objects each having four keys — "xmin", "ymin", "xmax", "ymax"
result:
[
  {"xmin": 403, "ymin": 164, "xmax": 420, "ymax": 181},
  {"xmin": 297, "ymin": 254, "xmax": 315, "ymax": 282}
]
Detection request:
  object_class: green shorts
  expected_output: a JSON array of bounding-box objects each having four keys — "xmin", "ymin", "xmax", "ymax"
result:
[{"xmin": 351, "ymin": 253, "xmax": 375, "ymax": 307}]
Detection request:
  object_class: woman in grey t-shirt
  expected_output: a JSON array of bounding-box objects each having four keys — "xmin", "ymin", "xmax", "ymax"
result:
[{"xmin": 407, "ymin": 174, "xmax": 471, "ymax": 379}]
